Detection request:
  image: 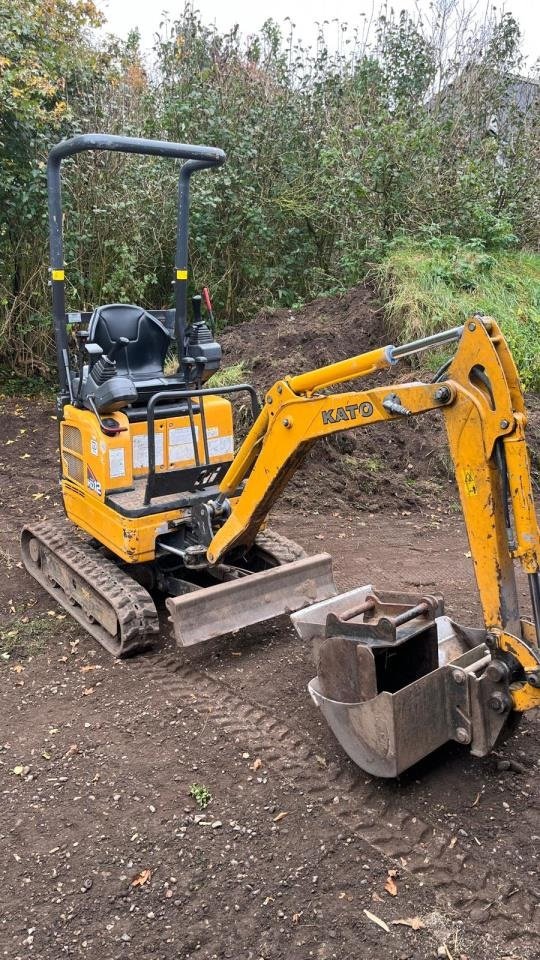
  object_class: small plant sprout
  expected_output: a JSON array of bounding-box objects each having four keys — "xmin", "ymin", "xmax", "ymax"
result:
[{"xmin": 189, "ymin": 783, "xmax": 212, "ymax": 809}]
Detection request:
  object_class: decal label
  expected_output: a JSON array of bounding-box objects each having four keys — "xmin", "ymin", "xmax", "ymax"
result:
[
  {"xmin": 464, "ymin": 470, "xmax": 477, "ymax": 496},
  {"xmin": 169, "ymin": 425, "xmax": 198, "ymax": 464},
  {"xmin": 109, "ymin": 448, "xmax": 125, "ymax": 479},
  {"xmin": 86, "ymin": 466, "xmax": 102, "ymax": 496},
  {"xmin": 133, "ymin": 433, "xmax": 164, "ymax": 469},
  {"xmin": 321, "ymin": 402, "xmax": 373, "ymax": 425},
  {"xmin": 208, "ymin": 435, "xmax": 234, "ymax": 458}
]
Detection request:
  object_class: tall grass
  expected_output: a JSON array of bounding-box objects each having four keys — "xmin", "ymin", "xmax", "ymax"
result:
[{"xmin": 374, "ymin": 238, "xmax": 540, "ymax": 390}]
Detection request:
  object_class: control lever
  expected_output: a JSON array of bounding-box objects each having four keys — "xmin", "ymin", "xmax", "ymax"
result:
[
  {"xmin": 191, "ymin": 295, "xmax": 202, "ymax": 324},
  {"xmin": 202, "ymin": 287, "xmax": 215, "ymax": 332},
  {"xmin": 183, "ymin": 354, "xmax": 206, "ymax": 385}
]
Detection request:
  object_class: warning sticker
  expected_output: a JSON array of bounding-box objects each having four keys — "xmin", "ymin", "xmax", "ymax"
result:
[
  {"xmin": 169, "ymin": 425, "xmax": 198, "ymax": 464},
  {"xmin": 208, "ymin": 435, "xmax": 234, "ymax": 458},
  {"xmin": 463, "ymin": 469, "xmax": 477, "ymax": 496},
  {"xmin": 109, "ymin": 447, "xmax": 125, "ymax": 479},
  {"xmin": 133, "ymin": 433, "xmax": 164, "ymax": 469}
]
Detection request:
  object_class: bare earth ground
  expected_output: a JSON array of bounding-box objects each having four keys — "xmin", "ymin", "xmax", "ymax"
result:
[
  {"xmin": 1, "ymin": 394, "xmax": 539, "ymax": 960},
  {"xmin": 1, "ymin": 287, "xmax": 539, "ymax": 960}
]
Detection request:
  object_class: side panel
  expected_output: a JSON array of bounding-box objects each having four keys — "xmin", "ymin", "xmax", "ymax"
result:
[
  {"xmin": 61, "ymin": 406, "xmax": 132, "ymax": 499},
  {"xmin": 62, "ymin": 484, "xmax": 183, "ymax": 562},
  {"xmin": 60, "ymin": 396, "xmax": 235, "ymax": 563}
]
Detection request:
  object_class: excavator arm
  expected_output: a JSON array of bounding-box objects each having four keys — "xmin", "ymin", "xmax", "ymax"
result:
[{"xmin": 206, "ymin": 318, "xmax": 540, "ymax": 712}]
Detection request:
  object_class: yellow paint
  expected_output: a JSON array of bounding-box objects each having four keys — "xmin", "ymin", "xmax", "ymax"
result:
[
  {"xmin": 51, "ymin": 269, "xmax": 65, "ymax": 281},
  {"xmin": 498, "ymin": 632, "xmax": 540, "ymax": 711},
  {"xmin": 176, "ymin": 269, "xmax": 188, "ymax": 280}
]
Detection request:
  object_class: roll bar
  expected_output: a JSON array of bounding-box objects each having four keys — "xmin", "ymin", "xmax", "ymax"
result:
[{"xmin": 47, "ymin": 134, "xmax": 225, "ymax": 397}]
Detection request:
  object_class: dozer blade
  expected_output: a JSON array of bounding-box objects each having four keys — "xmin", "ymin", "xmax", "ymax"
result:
[{"xmin": 167, "ymin": 553, "xmax": 336, "ymax": 647}]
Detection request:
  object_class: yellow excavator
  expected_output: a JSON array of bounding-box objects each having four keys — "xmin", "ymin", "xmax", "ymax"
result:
[{"xmin": 22, "ymin": 135, "xmax": 540, "ymax": 776}]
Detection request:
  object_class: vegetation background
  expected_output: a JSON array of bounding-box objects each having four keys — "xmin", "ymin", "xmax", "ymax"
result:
[{"xmin": 0, "ymin": 1, "xmax": 538, "ymax": 383}]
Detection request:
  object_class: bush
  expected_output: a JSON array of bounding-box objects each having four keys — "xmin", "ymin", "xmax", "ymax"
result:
[{"xmin": 0, "ymin": 1, "xmax": 538, "ymax": 376}]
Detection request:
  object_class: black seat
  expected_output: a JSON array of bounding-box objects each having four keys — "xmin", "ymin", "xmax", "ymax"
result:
[{"xmin": 87, "ymin": 303, "xmax": 185, "ymax": 403}]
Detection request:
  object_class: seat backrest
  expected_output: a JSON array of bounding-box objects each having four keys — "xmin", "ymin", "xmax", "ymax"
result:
[{"xmin": 87, "ymin": 304, "xmax": 172, "ymax": 381}]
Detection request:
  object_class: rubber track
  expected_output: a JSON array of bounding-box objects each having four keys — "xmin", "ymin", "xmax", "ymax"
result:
[
  {"xmin": 132, "ymin": 652, "xmax": 540, "ymax": 954},
  {"xmin": 254, "ymin": 528, "xmax": 307, "ymax": 564},
  {"xmin": 21, "ymin": 519, "xmax": 159, "ymax": 657}
]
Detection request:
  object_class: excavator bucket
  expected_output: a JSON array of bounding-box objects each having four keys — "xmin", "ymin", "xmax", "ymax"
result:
[
  {"xmin": 292, "ymin": 586, "xmax": 508, "ymax": 777},
  {"xmin": 167, "ymin": 553, "xmax": 337, "ymax": 647}
]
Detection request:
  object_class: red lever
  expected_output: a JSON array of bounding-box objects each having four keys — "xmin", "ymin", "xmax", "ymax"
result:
[{"xmin": 202, "ymin": 287, "xmax": 213, "ymax": 314}]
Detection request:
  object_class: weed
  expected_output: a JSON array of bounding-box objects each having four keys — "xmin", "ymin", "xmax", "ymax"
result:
[
  {"xmin": 0, "ymin": 614, "xmax": 64, "ymax": 659},
  {"xmin": 207, "ymin": 363, "xmax": 246, "ymax": 388},
  {"xmin": 189, "ymin": 783, "xmax": 212, "ymax": 809}
]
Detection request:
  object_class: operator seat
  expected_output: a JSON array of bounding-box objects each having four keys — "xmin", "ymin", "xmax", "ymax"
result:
[{"xmin": 87, "ymin": 304, "xmax": 178, "ymax": 401}]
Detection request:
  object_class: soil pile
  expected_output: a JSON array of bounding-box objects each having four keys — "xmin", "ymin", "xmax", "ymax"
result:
[
  {"xmin": 221, "ymin": 285, "xmax": 540, "ymax": 513},
  {"xmin": 220, "ymin": 287, "xmax": 449, "ymax": 513}
]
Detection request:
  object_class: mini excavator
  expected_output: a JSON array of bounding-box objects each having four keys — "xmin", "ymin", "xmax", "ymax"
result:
[{"xmin": 22, "ymin": 135, "xmax": 540, "ymax": 776}]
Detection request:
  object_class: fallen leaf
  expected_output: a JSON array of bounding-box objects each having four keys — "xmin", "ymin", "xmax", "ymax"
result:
[
  {"xmin": 273, "ymin": 811, "xmax": 288, "ymax": 823},
  {"xmin": 250, "ymin": 757, "xmax": 262, "ymax": 771},
  {"xmin": 11, "ymin": 664, "xmax": 24, "ymax": 674},
  {"xmin": 82, "ymin": 686, "xmax": 94, "ymax": 696},
  {"xmin": 12, "ymin": 765, "xmax": 30, "ymax": 777},
  {"xmin": 131, "ymin": 868, "xmax": 151, "ymax": 887},
  {"xmin": 315, "ymin": 754, "xmax": 327, "ymax": 767},
  {"xmin": 392, "ymin": 917, "xmax": 426, "ymax": 931},
  {"xmin": 372, "ymin": 891, "xmax": 384, "ymax": 902},
  {"xmin": 464, "ymin": 550, "xmax": 472, "ymax": 558},
  {"xmin": 363, "ymin": 909, "xmax": 390, "ymax": 933},
  {"xmin": 292, "ymin": 911, "xmax": 303, "ymax": 923},
  {"xmin": 384, "ymin": 870, "xmax": 398, "ymax": 896},
  {"xmin": 80, "ymin": 665, "xmax": 99, "ymax": 673},
  {"xmin": 42, "ymin": 751, "xmax": 51, "ymax": 760}
]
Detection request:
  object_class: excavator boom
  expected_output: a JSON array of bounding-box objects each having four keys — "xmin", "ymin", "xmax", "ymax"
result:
[
  {"xmin": 168, "ymin": 318, "xmax": 540, "ymax": 758},
  {"xmin": 203, "ymin": 318, "xmax": 540, "ymax": 641}
]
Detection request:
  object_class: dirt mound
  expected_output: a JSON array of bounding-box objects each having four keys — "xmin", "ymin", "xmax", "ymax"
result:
[{"xmin": 220, "ymin": 286, "xmax": 455, "ymax": 513}]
